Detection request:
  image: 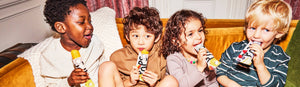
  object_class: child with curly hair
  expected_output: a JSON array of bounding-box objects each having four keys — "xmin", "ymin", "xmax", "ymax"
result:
[
  {"xmin": 161, "ymin": 9, "xmax": 218, "ymax": 87},
  {"xmin": 98, "ymin": 7, "xmax": 178, "ymax": 87},
  {"xmin": 18, "ymin": 0, "xmax": 104, "ymax": 86}
]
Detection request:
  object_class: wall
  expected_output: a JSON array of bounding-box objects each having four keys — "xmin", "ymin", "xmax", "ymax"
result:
[
  {"xmin": 149, "ymin": 0, "xmax": 254, "ymax": 19},
  {"xmin": 0, "ymin": 0, "xmax": 52, "ymax": 52},
  {"xmin": 0, "ymin": 0, "xmax": 254, "ymax": 51}
]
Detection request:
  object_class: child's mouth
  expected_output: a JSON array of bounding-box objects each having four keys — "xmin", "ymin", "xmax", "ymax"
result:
[
  {"xmin": 138, "ymin": 48, "xmax": 144, "ymax": 51},
  {"xmin": 193, "ymin": 42, "xmax": 203, "ymax": 47},
  {"xmin": 194, "ymin": 43, "xmax": 204, "ymax": 52},
  {"xmin": 252, "ymin": 41, "xmax": 262, "ymax": 46},
  {"xmin": 84, "ymin": 34, "xmax": 92, "ymax": 39}
]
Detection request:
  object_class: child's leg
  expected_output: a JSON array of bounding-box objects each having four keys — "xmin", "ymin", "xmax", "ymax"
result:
[
  {"xmin": 98, "ymin": 61, "xmax": 123, "ymax": 87},
  {"xmin": 156, "ymin": 75, "xmax": 178, "ymax": 87}
]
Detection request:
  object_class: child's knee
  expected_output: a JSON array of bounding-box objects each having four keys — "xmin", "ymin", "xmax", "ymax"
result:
[
  {"xmin": 99, "ymin": 61, "xmax": 117, "ymax": 72},
  {"xmin": 160, "ymin": 75, "xmax": 179, "ymax": 87}
]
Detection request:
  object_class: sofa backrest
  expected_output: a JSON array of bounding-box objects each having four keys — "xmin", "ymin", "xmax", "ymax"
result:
[{"xmin": 116, "ymin": 18, "xmax": 299, "ymax": 59}]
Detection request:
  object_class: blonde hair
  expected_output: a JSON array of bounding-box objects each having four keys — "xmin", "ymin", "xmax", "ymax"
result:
[{"xmin": 245, "ymin": 0, "xmax": 292, "ymax": 34}]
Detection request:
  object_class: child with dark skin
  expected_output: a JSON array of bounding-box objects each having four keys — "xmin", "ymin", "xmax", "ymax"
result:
[{"xmin": 18, "ymin": 0, "xmax": 104, "ymax": 86}]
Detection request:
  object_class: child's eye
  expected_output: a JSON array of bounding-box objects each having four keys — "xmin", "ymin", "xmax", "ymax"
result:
[
  {"xmin": 250, "ymin": 27, "xmax": 256, "ymax": 30},
  {"xmin": 145, "ymin": 35, "xmax": 151, "ymax": 38},
  {"xmin": 77, "ymin": 21, "xmax": 84, "ymax": 24},
  {"xmin": 264, "ymin": 29, "xmax": 270, "ymax": 32},
  {"xmin": 88, "ymin": 20, "xmax": 92, "ymax": 24},
  {"xmin": 198, "ymin": 30, "xmax": 203, "ymax": 32},
  {"xmin": 133, "ymin": 35, "xmax": 138, "ymax": 37},
  {"xmin": 188, "ymin": 33, "xmax": 193, "ymax": 36}
]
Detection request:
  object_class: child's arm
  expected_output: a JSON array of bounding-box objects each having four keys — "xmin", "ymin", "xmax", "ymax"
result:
[
  {"xmin": 216, "ymin": 44, "xmax": 240, "ymax": 86},
  {"xmin": 251, "ymin": 44, "xmax": 289, "ymax": 86},
  {"xmin": 217, "ymin": 75, "xmax": 241, "ymax": 87},
  {"xmin": 167, "ymin": 54, "xmax": 207, "ymax": 87},
  {"xmin": 256, "ymin": 65, "xmax": 271, "ymax": 84},
  {"xmin": 251, "ymin": 44, "xmax": 271, "ymax": 85}
]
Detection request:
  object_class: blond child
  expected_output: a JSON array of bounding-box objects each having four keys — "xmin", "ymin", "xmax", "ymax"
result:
[
  {"xmin": 161, "ymin": 9, "xmax": 218, "ymax": 87},
  {"xmin": 216, "ymin": 0, "xmax": 292, "ymax": 86},
  {"xmin": 98, "ymin": 7, "xmax": 178, "ymax": 87}
]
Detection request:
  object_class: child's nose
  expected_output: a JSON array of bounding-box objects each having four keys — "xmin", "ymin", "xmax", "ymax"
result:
[
  {"xmin": 253, "ymin": 30, "xmax": 261, "ymax": 38},
  {"xmin": 138, "ymin": 37, "xmax": 144, "ymax": 45},
  {"xmin": 86, "ymin": 21, "xmax": 93, "ymax": 30},
  {"xmin": 195, "ymin": 32, "xmax": 203, "ymax": 40}
]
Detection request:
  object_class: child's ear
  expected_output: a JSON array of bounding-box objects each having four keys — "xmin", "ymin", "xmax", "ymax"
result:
[
  {"xmin": 54, "ymin": 22, "xmax": 66, "ymax": 33},
  {"xmin": 275, "ymin": 32, "xmax": 285, "ymax": 38},
  {"xmin": 154, "ymin": 35, "xmax": 161, "ymax": 43},
  {"xmin": 125, "ymin": 35, "xmax": 130, "ymax": 41}
]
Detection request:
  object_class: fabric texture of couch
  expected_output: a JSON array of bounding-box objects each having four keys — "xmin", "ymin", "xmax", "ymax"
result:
[
  {"xmin": 0, "ymin": 43, "xmax": 37, "ymax": 68},
  {"xmin": 91, "ymin": 7, "xmax": 123, "ymax": 64},
  {"xmin": 285, "ymin": 21, "xmax": 300, "ymax": 87},
  {"xmin": 0, "ymin": 14, "xmax": 298, "ymax": 86}
]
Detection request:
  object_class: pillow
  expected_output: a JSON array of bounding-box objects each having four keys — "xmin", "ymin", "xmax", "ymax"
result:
[
  {"xmin": 285, "ymin": 21, "xmax": 300, "ymax": 87},
  {"xmin": 90, "ymin": 7, "xmax": 123, "ymax": 64}
]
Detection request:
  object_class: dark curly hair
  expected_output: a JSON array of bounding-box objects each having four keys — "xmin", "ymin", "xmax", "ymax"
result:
[
  {"xmin": 123, "ymin": 7, "xmax": 162, "ymax": 41},
  {"xmin": 43, "ymin": 0, "xmax": 87, "ymax": 32},
  {"xmin": 161, "ymin": 9, "xmax": 206, "ymax": 58}
]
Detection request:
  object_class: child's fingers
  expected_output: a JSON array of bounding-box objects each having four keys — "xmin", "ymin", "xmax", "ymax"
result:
[
  {"xmin": 69, "ymin": 69, "xmax": 89, "ymax": 84},
  {"xmin": 131, "ymin": 66, "xmax": 139, "ymax": 75},
  {"xmin": 132, "ymin": 66, "xmax": 138, "ymax": 70},
  {"xmin": 142, "ymin": 71, "xmax": 158, "ymax": 86},
  {"xmin": 249, "ymin": 44, "xmax": 263, "ymax": 57},
  {"xmin": 249, "ymin": 43, "xmax": 265, "ymax": 68},
  {"xmin": 197, "ymin": 48, "xmax": 206, "ymax": 55},
  {"xmin": 130, "ymin": 66, "xmax": 139, "ymax": 84},
  {"xmin": 197, "ymin": 49, "xmax": 207, "ymax": 60}
]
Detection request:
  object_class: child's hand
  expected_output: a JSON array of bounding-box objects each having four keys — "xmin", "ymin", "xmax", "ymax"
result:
[
  {"xmin": 142, "ymin": 70, "xmax": 158, "ymax": 87},
  {"xmin": 197, "ymin": 48, "xmax": 207, "ymax": 72},
  {"xmin": 129, "ymin": 66, "xmax": 139, "ymax": 85},
  {"xmin": 250, "ymin": 43, "xmax": 265, "ymax": 68},
  {"xmin": 67, "ymin": 68, "xmax": 89, "ymax": 86}
]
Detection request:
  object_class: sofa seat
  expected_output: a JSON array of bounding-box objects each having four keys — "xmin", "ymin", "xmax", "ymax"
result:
[{"xmin": 0, "ymin": 19, "xmax": 298, "ymax": 86}]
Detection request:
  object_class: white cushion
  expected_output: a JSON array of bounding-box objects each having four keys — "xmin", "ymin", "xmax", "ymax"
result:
[{"xmin": 90, "ymin": 7, "xmax": 123, "ymax": 63}]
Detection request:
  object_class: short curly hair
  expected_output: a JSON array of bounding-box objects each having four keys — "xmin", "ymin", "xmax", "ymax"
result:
[
  {"xmin": 123, "ymin": 7, "xmax": 162, "ymax": 41},
  {"xmin": 161, "ymin": 9, "xmax": 206, "ymax": 58},
  {"xmin": 43, "ymin": 0, "xmax": 87, "ymax": 32}
]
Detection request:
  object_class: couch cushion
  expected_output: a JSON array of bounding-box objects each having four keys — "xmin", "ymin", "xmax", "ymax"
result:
[
  {"xmin": 91, "ymin": 7, "xmax": 123, "ymax": 63},
  {"xmin": 0, "ymin": 43, "xmax": 37, "ymax": 68},
  {"xmin": 0, "ymin": 58, "xmax": 35, "ymax": 86},
  {"xmin": 285, "ymin": 21, "xmax": 300, "ymax": 87}
]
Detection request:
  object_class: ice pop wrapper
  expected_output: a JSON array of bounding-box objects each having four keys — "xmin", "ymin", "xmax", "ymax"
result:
[
  {"xmin": 236, "ymin": 41, "xmax": 261, "ymax": 66},
  {"xmin": 136, "ymin": 49, "xmax": 149, "ymax": 81},
  {"xmin": 71, "ymin": 50, "xmax": 95, "ymax": 87},
  {"xmin": 194, "ymin": 43, "xmax": 221, "ymax": 70}
]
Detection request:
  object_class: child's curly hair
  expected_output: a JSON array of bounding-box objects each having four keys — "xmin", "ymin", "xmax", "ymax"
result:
[
  {"xmin": 43, "ymin": 0, "xmax": 87, "ymax": 32},
  {"xmin": 161, "ymin": 9, "xmax": 206, "ymax": 58},
  {"xmin": 123, "ymin": 7, "xmax": 162, "ymax": 41}
]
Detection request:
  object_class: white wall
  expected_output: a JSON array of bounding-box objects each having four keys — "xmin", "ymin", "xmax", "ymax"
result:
[
  {"xmin": 0, "ymin": 0, "xmax": 254, "ymax": 52},
  {"xmin": 0, "ymin": 0, "xmax": 51, "ymax": 52},
  {"xmin": 149, "ymin": 0, "xmax": 253, "ymax": 19}
]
